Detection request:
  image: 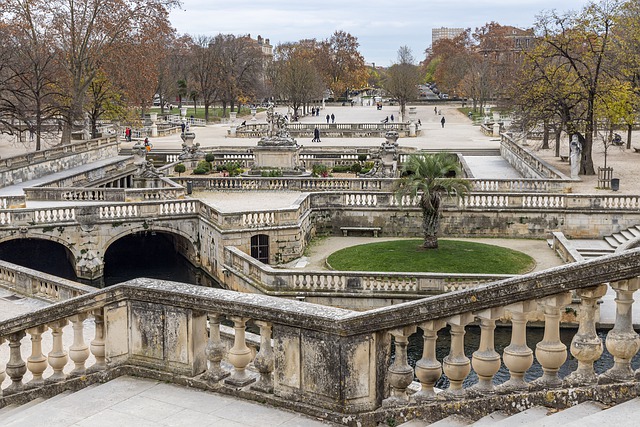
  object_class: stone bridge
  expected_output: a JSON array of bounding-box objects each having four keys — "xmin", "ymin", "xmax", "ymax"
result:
[{"xmin": 0, "ymin": 201, "xmax": 200, "ymax": 284}]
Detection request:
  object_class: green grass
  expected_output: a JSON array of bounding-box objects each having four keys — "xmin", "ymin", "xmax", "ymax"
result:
[{"xmin": 326, "ymin": 239, "xmax": 535, "ymax": 274}]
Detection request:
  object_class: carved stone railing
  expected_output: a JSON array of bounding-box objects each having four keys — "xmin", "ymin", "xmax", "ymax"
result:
[
  {"xmin": 223, "ymin": 246, "xmax": 510, "ymax": 307},
  {"xmin": 0, "ymin": 260, "xmax": 94, "ymax": 302},
  {"xmin": 173, "ymin": 176, "xmax": 571, "ymax": 194},
  {"xmin": 1, "ymin": 250, "xmax": 640, "ymax": 425},
  {"xmin": 24, "ymin": 185, "xmax": 187, "ymax": 203},
  {"xmin": 0, "ymin": 137, "xmax": 120, "ymax": 189},
  {"xmin": 234, "ymin": 122, "xmax": 415, "ymax": 138},
  {"xmin": 501, "ymin": 133, "xmax": 567, "ymax": 180}
]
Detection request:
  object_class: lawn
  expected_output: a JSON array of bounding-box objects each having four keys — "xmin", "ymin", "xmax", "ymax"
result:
[{"xmin": 326, "ymin": 239, "xmax": 535, "ymax": 274}]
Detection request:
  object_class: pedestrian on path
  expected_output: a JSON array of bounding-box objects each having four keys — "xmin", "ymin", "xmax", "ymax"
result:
[
  {"xmin": 434, "ymin": 106, "xmax": 437, "ymax": 115},
  {"xmin": 390, "ymin": 114, "xmax": 394, "ymax": 122},
  {"xmin": 441, "ymin": 116, "xmax": 446, "ymax": 128},
  {"xmin": 326, "ymin": 114, "xmax": 330, "ymax": 123},
  {"xmin": 313, "ymin": 127, "xmax": 321, "ymax": 142},
  {"xmin": 331, "ymin": 113, "xmax": 335, "ymax": 123}
]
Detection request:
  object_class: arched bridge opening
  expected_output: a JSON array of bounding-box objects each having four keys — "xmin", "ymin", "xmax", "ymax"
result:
[
  {"xmin": 103, "ymin": 231, "xmax": 201, "ymax": 287},
  {"xmin": 0, "ymin": 238, "xmax": 77, "ymax": 281}
]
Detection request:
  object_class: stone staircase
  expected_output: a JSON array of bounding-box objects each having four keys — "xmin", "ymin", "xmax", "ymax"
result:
[
  {"xmin": 400, "ymin": 398, "xmax": 640, "ymax": 426},
  {"xmin": 573, "ymin": 225, "xmax": 640, "ymax": 259},
  {"xmin": 0, "ymin": 376, "xmax": 333, "ymax": 427}
]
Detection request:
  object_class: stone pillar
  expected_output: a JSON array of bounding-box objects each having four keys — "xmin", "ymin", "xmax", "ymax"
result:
[
  {"xmin": 47, "ymin": 319, "xmax": 69, "ymax": 382},
  {"xmin": 251, "ymin": 320, "xmax": 274, "ymax": 393},
  {"xmin": 27, "ymin": 325, "xmax": 48, "ymax": 387},
  {"xmin": 0, "ymin": 337, "xmax": 5, "ymax": 394},
  {"xmin": 230, "ymin": 112, "xmax": 237, "ymax": 124},
  {"xmin": 383, "ymin": 325, "xmax": 417, "ymax": 407},
  {"xmin": 601, "ymin": 278, "xmax": 640, "ymax": 383},
  {"xmin": 4, "ymin": 331, "xmax": 26, "ymax": 395},
  {"xmin": 150, "ymin": 113, "xmax": 158, "ymax": 137},
  {"xmin": 565, "ymin": 285, "xmax": 607, "ymax": 386},
  {"xmin": 69, "ymin": 313, "xmax": 90, "ymax": 377},
  {"xmin": 413, "ymin": 320, "xmax": 445, "ymax": 402},
  {"xmin": 202, "ymin": 313, "xmax": 229, "ymax": 383},
  {"xmin": 493, "ymin": 122, "xmax": 501, "ymax": 137},
  {"xmin": 500, "ymin": 301, "xmax": 536, "ymax": 392},
  {"xmin": 224, "ymin": 316, "xmax": 255, "ymax": 387},
  {"xmin": 230, "ymin": 125, "xmax": 237, "ymax": 137},
  {"xmin": 88, "ymin": 309, "xmax": 106, "ymax": 373},
  {"xmin": 409, "ymin": 122, "xmax": 416, "ymax": 137},
  {"xmin": 443, "ymin": 313, "xmax": 473, "ymax": 397},
  {"xmin": 470, "ymin": 307, "xmax": 503, "ymax": 394},
  {"xmin": 251, "ymin": 108, "xmax": 257, "ymax": 122},
  {"xmin": 531, "ymin": 292, "xmax": 571, "ymax": 389}
]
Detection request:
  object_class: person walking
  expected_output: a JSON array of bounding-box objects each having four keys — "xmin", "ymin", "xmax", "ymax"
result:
[
  {"xmin": 441, "ymin": 116, "xmax": 446, "ymax": 128},
  {"xmin": 330, "ymin": 113, "xmax": 335, "ymax": 124},
  {"xmin": 390, "ymin": 114, "xmax": 394, "ymax": 122},
  {"xmin": 326, "ymin": 114, "xmax": 330, "ymax": 124},
  {"xmin": 434, "ymin": 106, "xmax": 437, "ymax": 115},
  {"xmin": 313, "ymin": 127, "xmax": 320, "ymax": 143}
]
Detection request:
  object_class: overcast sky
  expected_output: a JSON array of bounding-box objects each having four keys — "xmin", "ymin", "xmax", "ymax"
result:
[{"xmin": 169, "ymin": 0, "xmax": 591, "ymax": 66}]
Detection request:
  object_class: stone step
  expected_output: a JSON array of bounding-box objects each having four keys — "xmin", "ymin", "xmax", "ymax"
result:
[
  {"xmin": 524, "ymin": 401, "xmax": 605, "ymax": 426},
  {"xmin": 628, "ymin": 226, "xmax": 640, "ymax": 238},
  {"xmin": 0, "ymin": 404, "xmax": 19, "ymax": 423},
  {"xmin": 490, "ymin": 406, "xmax": 548, "ymax": 426},
  {"xmin": 472, "ymin": 411, "xmax": 508, "ymax": 425},
  {"xmin": 563, "ymin": 397, "xmax": 640, "ymax": 427},
  {"xmin": 428, "ymin": 414, "xmax": 472, "ymax": 426},
  {"xmin": 620, "ymin": 230, "xmax": 635, "ymax": 241},
  {"xmin": 0, "ymin": 397, "xmax": 46, "ymax": 424},
  {"xmin": 579, "ymin": 250, "xmax": 615, "ymax": 259},
  {"xmin": 611, "ymin": 233, "xmax": 628, "ymax": 245},
  {"xmin": 604, "ymin": 236, "xmax": 622, "ymax": 248}
]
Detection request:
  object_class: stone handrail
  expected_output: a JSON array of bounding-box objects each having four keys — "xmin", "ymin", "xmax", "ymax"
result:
[
  {"xmin": 223, "ymin": 246, "xmax": 511, "ymax": 299},
  {"xmin": 501, "ymin": 133, "xmax": 567, "ymax": 180},
  {"xmin": 24, "ymin": 185, "xmax": 187, "ymax": 203},
  {"xmin": 235, "ymin": 122, "xmax": 414, "ymax": 138},
  {"xmin": 173, "ymin": 176, "xmax": 571, "ymax": 194},
  {"xmin": 0, "ymin": 260, "xmax": 94, "ymax": 302},
  {"xmin": 0, "ymin": 137, "xmax": 118, "ymax": 173},
  {"xmin": 1, "ymin": 249, "xmax": 640, "ymax": 424}
]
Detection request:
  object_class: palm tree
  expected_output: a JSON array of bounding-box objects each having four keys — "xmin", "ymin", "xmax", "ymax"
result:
[{"xmin": 396, "ymin": 153, "xmax": 471, "ymax": 249}]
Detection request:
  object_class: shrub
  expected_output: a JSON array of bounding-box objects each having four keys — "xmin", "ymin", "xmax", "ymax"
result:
[
  {"xmin": 331, "ymin": 165, "xmax": 351, "ymax": 173},
  {"xmin": 358, "ymin": 154, "xmax": 368, "ymax": 162},
  {"xmin": 196, "ymin": 160, "xmax": 212, "ymax": 173},
  {"xmin": 205, "ymin": 153, "xmax": 215, "ymax": 162},
  {"xmin": 261, "ymin": 169, "xmax": 282, "ymax": 177},
  {"xmin": 173, "ymin": 163, "xmax": 186, "ymax": 176},
  {"xmin": 361, "ymin": 161, "xmax": 375, "ymax": 174},
  {"xmin": 350, "ymin": 162, "xmax": 362, "ymax": 173},
  {"xmin": 312, "ymin": 163, "xmax": 329, "ymax": 177},
  {"xmin": 193, "ymin": 167, "xmax": 207, "ymax": 175}
]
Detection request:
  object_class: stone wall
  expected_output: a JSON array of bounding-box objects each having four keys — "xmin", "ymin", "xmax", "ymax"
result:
[{"xmin": 0, "ymin": 137, "xmax": 119, "ymax": 188}]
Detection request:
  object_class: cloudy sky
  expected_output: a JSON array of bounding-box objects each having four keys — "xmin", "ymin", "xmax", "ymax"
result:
[{"xmin": 170, "ymin": 0, "xmax": 591, "ymax": 66}]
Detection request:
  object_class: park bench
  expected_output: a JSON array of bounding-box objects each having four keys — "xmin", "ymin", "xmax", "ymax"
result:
[{"xmin": 340, "ymin": 226, "xmax": 381, "ymax": 237}]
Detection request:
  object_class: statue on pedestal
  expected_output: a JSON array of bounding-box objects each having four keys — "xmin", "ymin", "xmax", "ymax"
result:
[
  {"xmin": 570, "ymin": 134, "xmax": 583, "ymax": 179},
  {"xmin": 361, "ymin": 131, "xmax": 400, "ymax": 178}
]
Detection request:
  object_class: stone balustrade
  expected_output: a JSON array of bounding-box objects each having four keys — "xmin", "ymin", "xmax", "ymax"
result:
[
  {"xmin": 0, "ymin": 260, "xmax": 94, "ymax": 302},
  {"xmin": 223, "ymin": 246, "xmax": 512, "ymax": 308},
  {"xmin": 501, "ymin": 133, "xmax": 567, "ymax": 180},
  {"xmin": 2, "ymin": 250, "xmax": 640, "ymax": 425},
  {"xmin": 234, "ymin": 122, "xmax": 415, "ymax": 138}
]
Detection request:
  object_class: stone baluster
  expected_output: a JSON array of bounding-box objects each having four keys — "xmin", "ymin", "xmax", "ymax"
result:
[
  {"xmin": 26, "ymin": 325, "xmax": 48, "ymax": 387},
  {"xmin": 88, "ymin": 309, "xmax": 106, "ymax": 373},
  {"xmin": 413, "ymin": 320, "xmax": 446, "ymax": 402},
  {"xmin": 251, "ymin": 321, "xmax": 274, "ymax": 393},
  {"xmin": 69, "ymin": 314, "xmax": 90, "ymax": 377},
  {"xmin": 500, "ymin": 301, "xmax": 536, "ymax": 392},
  {"xmin": 0, "ymin": 337, "xmax": 5, "ymax": 394},
  {"xmin": 47, "ymin": 320, "xmax": 68, "ymax": 382},
  {"xmin": 202, "ymin": 313, "xmax": 229, "ymax": 382},
  {"xmin": 442, "ymin": 313, "xmax": 473, "ymax": 397},
  {"xmin": 224, "ymin": 316, "xmax": 255, "ymax": 387},
  {"xmin": 601, "ymin": 278, "xmax": 640, "ymax": 383},
  {"xmin": 531, "ymin": 292, "xmax": 571, "ymax": 390},
  {"xmin": 470, "ymin": 307, "xmax": 504, "ymax": 394},
  {"xmin": 383, "ymin": 325, "xmax": 417, "ymax": 407},
  {"xmin": 4, "ymin": 331, "xmax": 27, "ymax": 395},
  {"xmin": 565, "ymin": 285, "xmax": 607, "ymax": 386}
]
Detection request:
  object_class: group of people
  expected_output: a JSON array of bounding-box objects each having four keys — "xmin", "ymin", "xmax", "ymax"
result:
[
  {"xmin": 310, "ymin": 107, "xmax": 321, "ymax": 116},
  {"xmin": 325, "ymin": 113, "xmax": 335, "ymax": 123},
  {"xmin": 312, "ymin": 127, "xmax": 321, "ymax": 143}
]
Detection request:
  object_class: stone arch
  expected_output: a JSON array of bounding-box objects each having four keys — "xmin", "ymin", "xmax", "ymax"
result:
[
  {"xmin": 103, "ymin": 225, "xmax": 199, "ymax": 264},
  {"xmin": 0, "ymin": 234, "xmax": 79, "ymax": 279}
]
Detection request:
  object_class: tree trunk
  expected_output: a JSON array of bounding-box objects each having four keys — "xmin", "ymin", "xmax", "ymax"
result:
[
  {"xmin": 541, "ymin": 120, "xmax": 550, "ymax": 149},
  {"xmin": 627, "ymin": 124, "xmax": 632, "ymax": 150},
  {"xmin": 421, "ymin": 194, "xmax": 441, "ymax": 249}
]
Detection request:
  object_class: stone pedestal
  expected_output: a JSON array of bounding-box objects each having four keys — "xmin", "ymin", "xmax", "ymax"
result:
[
  {"xmin": 493, "ymin": 123, "xmax": 501, "ymax": 137},
  {"xmin": 230, "ymin": 112, "xmax": 237, "ymax": 124},
  {"xmin": 251, "ymin": 108, "xmax": 257, "ymax": 122},
  {"xmin": 150, "ymin": 113, "xmax": 158, "ymax": 137},
  {"xmin": 409, "ymin": 122, "xmax": 416, "ymax": 137},
  {"xmin": 253, "ymin": 145, "xmax": 301, "ymax": 171}
]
